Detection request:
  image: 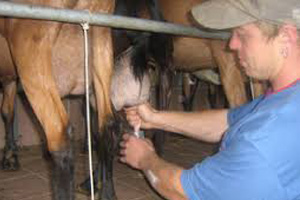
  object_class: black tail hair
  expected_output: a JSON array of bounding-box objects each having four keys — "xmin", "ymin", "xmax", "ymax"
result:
[
  {"xmin": 130, "ymin": 33, "xmax": 151, "ymax": 83},
  {"xmin": 114, "ymin": 0, "xmax": 174, "ymax": 82}
]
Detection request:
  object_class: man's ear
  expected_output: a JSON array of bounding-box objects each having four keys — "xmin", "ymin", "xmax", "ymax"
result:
[
  {"xmin": 277, "ymin": 24, "xmax": 298, "ymax": 58},
  {"xmin": 278, "ymin": 24, "xmax": 298, "ymax": 45}
]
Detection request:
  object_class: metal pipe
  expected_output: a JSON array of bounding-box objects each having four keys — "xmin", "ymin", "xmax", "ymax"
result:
[{"xmin": 0, "ymin": 1, "xmax": 231, "ymax": 40}]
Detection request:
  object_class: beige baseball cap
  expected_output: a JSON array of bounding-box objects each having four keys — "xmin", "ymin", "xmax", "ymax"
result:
[{"xmin": 191, "ymin": 0, "xmax": 300, "ymax": 30}]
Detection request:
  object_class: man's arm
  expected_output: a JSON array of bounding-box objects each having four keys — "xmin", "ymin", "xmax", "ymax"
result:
[
  {"xmin": 143, "ymin": 154, "xmax": 187, "ymax": 200},
  {"xmin": 120, "ymin": 134, "xmax": 188, "ymax": 200},
  {"xmin": 126, "ymin": 104, "xmax": 229, "ymax": 143},
  {"xmin": 151, "ymin": 109, "xmax": 229, "ymax": 143}
]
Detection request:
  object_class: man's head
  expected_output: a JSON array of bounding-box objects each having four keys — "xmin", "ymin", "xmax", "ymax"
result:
[
  {"xmin": 228, "ymin": 23, "xmax": 289, "ymax": 80},
  {"xmin": 191, "ymin": 0, "xmax": 300, "ymax": 84}
]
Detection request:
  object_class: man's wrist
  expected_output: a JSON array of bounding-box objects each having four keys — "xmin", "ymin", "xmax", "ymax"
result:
[
  {"xmin": 148, "ymin": 110, "xmax": 162, "ymax": 129},
  {"xmin": 141, "ymin": 152, "xmax": 161, "ymax": 187},
  {"xmin": 140, "ymin": 150, "xmax": 159, "ymax": 170}
]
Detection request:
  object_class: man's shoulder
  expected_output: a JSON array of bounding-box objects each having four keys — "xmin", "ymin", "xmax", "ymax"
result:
[{"xmin": 238, "ymin": 85, "xmax": 300, "ymax": 133}]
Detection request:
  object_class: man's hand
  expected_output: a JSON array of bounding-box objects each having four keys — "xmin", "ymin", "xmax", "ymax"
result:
[
  {"xmin": 125, "ymin": 103, "xmax": 157, "ymax": 130},
  {"xmin": 119, "ymin": 133, "xmax": 157, "ymax": 170},
  {"xmin": 120, "ymin": 133, "xmax": 187, "ymax": 199}
]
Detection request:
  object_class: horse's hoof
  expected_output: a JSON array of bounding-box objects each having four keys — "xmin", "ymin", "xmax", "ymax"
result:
[
  {"xmin": 76, "ymin": 182, "xmax": 100, "ymax": 196},
  {"xmin": 96, "ymin": 193, "xmax": 118, "ymax": 200},
  {"xmin": 1, "ymin": 158, "xmax": 20, "ymax": 171},
  {"xmin": 76, "ymin": 184, "xmax": 92, "ymax": 196},
  {"xmin": 97, "ymin": 187, "xmax": 118, "ymax": 200},
  {"xmin": 98, "ymin": 196, "xmax": 118, "ymax": 200},
  {"xmin": 76, "ymin": 185, "xmax": 118, "ymax": 200}
]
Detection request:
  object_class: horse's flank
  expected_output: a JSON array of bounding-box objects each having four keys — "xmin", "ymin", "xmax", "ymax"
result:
[{"xmin": 0, "ymin": 0, "xmax": 115, "ymax": 147}]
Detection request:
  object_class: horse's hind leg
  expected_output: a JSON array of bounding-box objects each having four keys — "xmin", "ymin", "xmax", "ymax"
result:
[
  {"xmin": 96, "ymin": 117, "xmax": 118, "ymax": 200},
  {"xmin": 210, "ymin": 40, "xmax": 247, "ymax": 107},
  {"xmin": 1, "ymin": 81, "xmax": 19, "ymax": 170},
  {"xmin": 19, "ymin": 59, "xmax": 74, "ymax": 200},
  {"xmin": 9, "ymin": 20, "xmax": 74, "ymax": 199}
]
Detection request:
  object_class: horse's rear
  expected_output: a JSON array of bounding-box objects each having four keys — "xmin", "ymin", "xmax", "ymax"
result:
[
  {"xmin": 0, "ymin": 0, "xmax": 115, "ymax": 199},
  {"xmin": 158, "ymin": 0, "xmax": 249, "ymax": 107}
]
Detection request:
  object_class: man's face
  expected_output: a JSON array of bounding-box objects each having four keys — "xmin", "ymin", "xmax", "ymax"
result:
[{"xmin": 229, "ymin": 23, "xmax": 282, "ymax": 80}]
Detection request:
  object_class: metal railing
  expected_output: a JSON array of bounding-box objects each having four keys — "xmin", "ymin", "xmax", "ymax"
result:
[{"xmin": 0, "ymin": 1, "xmax": 231, "ymax": 40}]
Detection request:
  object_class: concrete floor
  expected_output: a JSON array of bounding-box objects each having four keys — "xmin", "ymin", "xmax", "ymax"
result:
[{"xmin": 0, "ymin": 135, "xmax": 217, "ymax": 200}]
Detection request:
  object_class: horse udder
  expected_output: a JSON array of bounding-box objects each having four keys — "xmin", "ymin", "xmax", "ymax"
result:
[{"xmin": 111, "ymin": 55, "xmax": 151, "ymax": 111}]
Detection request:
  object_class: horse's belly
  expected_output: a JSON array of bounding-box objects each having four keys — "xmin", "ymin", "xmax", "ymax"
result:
[
  {"xmin": 52, "ymin": 23, "xmax": 89, "ymax": 97},
  {"xmin": 159, "ymin": 0, "xmax": 202, "ymax": 26},
  {"xmin": 157, "ymin": 0, "xmax": 216, "ymax": 71},
  {"xmin": 173, "ymin": 37, "xmax": 215, "ymax": 72}
]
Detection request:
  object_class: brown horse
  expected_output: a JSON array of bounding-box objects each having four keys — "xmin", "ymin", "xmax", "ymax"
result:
[
  {"xmin": 139, "ymin": 0, "xmax": 265, "ymax": 108},
  {"xmin": 0, "ymin": 0, "xmax": 116, "ymax": 199}
]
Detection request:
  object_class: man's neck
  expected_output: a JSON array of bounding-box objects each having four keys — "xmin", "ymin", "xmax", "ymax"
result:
[{"xmin": 270, "ymin": 57, "xmax": 300, "ymax": 91}]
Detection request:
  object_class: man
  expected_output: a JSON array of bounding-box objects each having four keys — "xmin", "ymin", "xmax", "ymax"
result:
[{"xmin": 120, "ymin": 0, "xmax": 300, "ymax": 199}]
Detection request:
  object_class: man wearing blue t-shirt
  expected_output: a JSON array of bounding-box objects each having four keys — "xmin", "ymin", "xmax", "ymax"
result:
[{"xmin": 120, "ymin": 0, "xmax": 300, "ymax": 199}]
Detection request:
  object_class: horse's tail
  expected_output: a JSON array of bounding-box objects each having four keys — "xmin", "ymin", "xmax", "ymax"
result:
[
  {"xmin": 149, "ymin": 33, "xmax": 174, "ymax": 72},
  {"xmin": 129, "ymin": 33, "xmax": 152, "ymax": 83}
]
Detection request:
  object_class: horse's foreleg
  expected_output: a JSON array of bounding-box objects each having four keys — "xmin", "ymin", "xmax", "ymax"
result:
[{"xmin": 1, "ymin": 81, "xmax": 19, "ymax": 170}]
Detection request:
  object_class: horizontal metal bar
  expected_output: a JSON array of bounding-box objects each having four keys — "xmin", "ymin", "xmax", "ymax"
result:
[{"xmin": 0, "ymin": 1, "xmax": 231, "ymax": 40}]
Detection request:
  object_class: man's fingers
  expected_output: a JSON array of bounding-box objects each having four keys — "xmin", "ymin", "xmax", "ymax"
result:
[
  {"xmin": 122, "ymin": 133, "xmax": 131, "ymax": 140},
  {"xmin": 119, "ymin": 141, "xmax": 126, "ymax": 148},
  {"xmin": 145, "ymin": 138, "xmax": 153, "ymax": 145},
  {"xmin": 126, "ymin": 114, "xmax": 140, "ymax": 123},
  {"xmin": 119, "ymin": 156, "xmax": 126, "ymax": 163},
  {"xmin": 124, "ymin": 106, "xmax": 137, "ymax": 111},
  {"xmin": 124, "ymin": 106, "xmax": 138, "ymax": 115},
  {"xmin": 119, "ymin": 149, "xmax": 126, "ymax": 156}
]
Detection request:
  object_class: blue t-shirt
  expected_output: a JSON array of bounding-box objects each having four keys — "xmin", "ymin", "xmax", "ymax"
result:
[{"xmin": 181, "ymin": 81, "xmax": 300, "ymax": 200}]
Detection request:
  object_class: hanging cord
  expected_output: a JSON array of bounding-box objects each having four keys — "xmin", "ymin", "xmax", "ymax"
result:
[{"xmin": 81, "ymin": 22, "xmax": 95, "ymax": 200}]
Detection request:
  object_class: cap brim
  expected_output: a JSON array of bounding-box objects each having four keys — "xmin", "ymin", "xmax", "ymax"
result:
[{"xmin": 191, "ymin": 0, "xmax": 257, "ymax": 30}]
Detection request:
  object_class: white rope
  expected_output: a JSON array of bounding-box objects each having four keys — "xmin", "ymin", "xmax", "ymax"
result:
[{"xmin": 81, "ymin": 22, "xmax": 95, "ymax": 200}]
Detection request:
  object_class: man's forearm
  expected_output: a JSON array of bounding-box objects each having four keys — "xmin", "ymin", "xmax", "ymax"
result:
[
  {"xmin": 143, "ymin": 153, "xmax": 187, "ymax": 200},
  {"xmin": 150, "ymin": 109, "xmax": 229, "ymax": 143}
]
